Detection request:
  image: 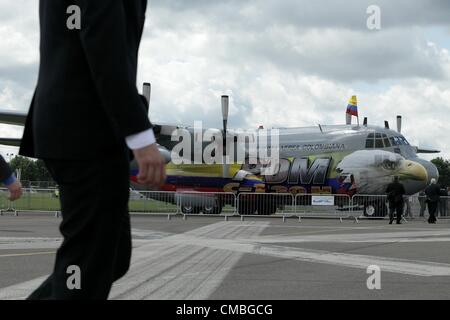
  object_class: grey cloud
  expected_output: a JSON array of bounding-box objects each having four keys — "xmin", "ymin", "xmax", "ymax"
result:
[{"xmin": 149, "ymin": 0, "xmax": 450, "ymax": 30}]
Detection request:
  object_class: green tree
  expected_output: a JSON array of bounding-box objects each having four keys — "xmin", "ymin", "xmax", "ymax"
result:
[
  {"xmin": 9, "ymin": 156, "xmax": 38, "ymax": 181},
  {"xmin": 35, "ymin": 159, "xmax": 53, "ymax": 181},
  {"xmin": 8, "ymin": 156, "xmax": 53, "ymax": 182},
  {"xmin": 431, "ymin": 157, "xmax": 450, "ymax": 187}
]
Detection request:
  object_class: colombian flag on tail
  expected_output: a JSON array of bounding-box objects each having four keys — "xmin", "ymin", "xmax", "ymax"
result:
[{"xmin": 346, "ymin": 95, "xmax": 358, "ymax": 117}]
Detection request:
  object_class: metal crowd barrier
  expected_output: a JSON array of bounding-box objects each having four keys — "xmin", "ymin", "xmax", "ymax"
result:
[
  {"xmin": 175, "ymin": 191, "xmax": 236, "ymax": 215},
  {"xmin": 1, "ymin": 187, "xmax": 449, "ymax": 220},
  {"xmin": 295, "ymin": 193, "xmax": 352, "ymax": 219},
  {"xmin": 403, "ymin": 195, "xmax": 449, "ymax": 219},
  {"xmin": 129, "ymin": 191, "xmax": 179, "ymax": 214},
  {"xmin": 10, "ymin": 188, "xmax": 61, "ymax": 214},
  {"xmin": 236, "ymin": 192, "xmax": 295, "ymax": 216},
  {"xmin": 351, "ymin": 194, "xmax": 388, "ymax": 218}
]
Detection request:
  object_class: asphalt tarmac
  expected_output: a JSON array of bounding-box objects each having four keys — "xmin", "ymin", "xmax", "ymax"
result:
[{"xmin": 0, "ymin": 213, "xmax": 449, "ymax": 299}]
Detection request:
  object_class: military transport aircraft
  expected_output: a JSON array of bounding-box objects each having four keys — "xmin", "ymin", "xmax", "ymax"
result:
[{"xmin": 0, "ymin": 85, "xmax": 439, "ymax": 217}]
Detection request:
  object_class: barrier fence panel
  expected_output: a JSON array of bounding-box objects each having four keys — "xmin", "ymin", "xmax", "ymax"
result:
[
  {"xmin": 237, "ymin": 193, "xmax": 295, "ymax": 216},
  {"xmin": 4, "ymin": 187, "xmax": 447, "ymax": 220},
  {"xmin": 437, "ymin": 196, "xmax": 449, "ymax": 218},
  {"xmin": 0, "ymin": 188, "xmax": 12, "ymax": 212},
  {"xmin": 20, "ymin": 181, "xmax": 58, "ymax": 189},
  {"xmin": 129, "ymin": 191, "xmax": 178, "ymax": 213},
  {"xmin": 406, "ymin": 195, "xmax": 450, "ymax": 219},
  {"xmin": 294, "ymin": 193, "xmax": 351, "ymax": 218},
  {"xmin": 12, "ymin": 188, "xmax": 61, "ymax": 212},
  {"xmin": 351, "ymin": 194, "xmax": 388, "ymax": 218},
  {"xmin": 176, "ymin": 192, "xmax": 236, "ymax": 215}
]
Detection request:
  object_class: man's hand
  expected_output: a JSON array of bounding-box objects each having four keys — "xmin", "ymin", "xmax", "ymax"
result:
[
  {"xmin": 133, "ymin": 144, "xmax": 166, "ymax": 187},
  {"xmin": 7, "ymin": 180, "xmax": 23, "ymax": 201}
]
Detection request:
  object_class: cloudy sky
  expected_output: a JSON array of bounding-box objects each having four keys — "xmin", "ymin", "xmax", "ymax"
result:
[{"xmin": 0, "ymin": 0, "xmax": 449, "ymax": 160}]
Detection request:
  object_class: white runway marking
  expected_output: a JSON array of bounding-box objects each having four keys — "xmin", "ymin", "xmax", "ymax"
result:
[
  {"xmin": 0, "ymin": 276, "xmax": 48, "ymax": 300},
  {"xmin": 1, "ymin": 221, "xmax": 450, "ymax": 300},
  {"xmin": 110, "ymin": 221, "xmax": 269, "ymax": 300},
  {"xmin": 256, "ymin": 229, "xmax": 450, "ymax": 243}
]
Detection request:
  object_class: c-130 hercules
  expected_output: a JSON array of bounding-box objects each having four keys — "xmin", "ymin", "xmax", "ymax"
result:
[{"xmin": 0, "ymin": 84, "xmax": 439, "ymax": 217}]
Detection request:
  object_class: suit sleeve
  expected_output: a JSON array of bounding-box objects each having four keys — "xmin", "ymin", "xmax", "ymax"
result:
[
  {"xmin": 0, "ymin": 155, "xmax": 13, "ymax": 183},
  {"xmin": 75, "ymin": 0, "xmax": 152, "ymax": 138}
]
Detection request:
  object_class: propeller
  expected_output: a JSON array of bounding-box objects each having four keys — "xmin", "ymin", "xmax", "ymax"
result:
[{"xmin": 221, "ymin": 96, "xmax": 229, "ymax": 178}]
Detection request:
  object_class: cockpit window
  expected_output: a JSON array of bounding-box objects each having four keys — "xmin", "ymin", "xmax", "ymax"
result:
[
  {"xmin": 383, "ymin": 134, "xmax": 391, "ymax": 147},
  {"xmin": 389, "ymin": 137, "xmax": 396, "ymax": 146},
  {"xmin": 366, "ymin": 133, "xmax": 401, "ymax": 149},
  {"xmin": 400, "ymin": 136, "xmax": 410, "ymax": 145},
  {"xmin": 375, "ymin": 137, "xmax": 384, "ymax": 148},
  {"xmin": 365, "ymin": 136, "xmax": 374, "ymax": 148}
]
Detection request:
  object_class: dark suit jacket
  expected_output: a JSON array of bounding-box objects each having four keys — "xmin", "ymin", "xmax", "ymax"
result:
[
  {"xmin": 20, "ymin": 0, "xmax": 152, "ymax": 160},
  {"xmin": 386, "ymin": 181, "xmax": 405, "ymax": 206},
  {"xmin": 0, "ymin": 156, "xmax": 13, "ymax": 182},
  {"xmin": 425, "ymin": 184, "xmax": 441, "ymax": 203}
]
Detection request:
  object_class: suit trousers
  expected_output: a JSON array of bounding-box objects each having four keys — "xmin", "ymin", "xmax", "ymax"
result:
[
  {"xmin": 27, "ymin": 151, "xmax": 131, "ymax": 299},
  {"xmin": 427, "ymin": 201, "xmax": 438, "ymax": 223},
  {"xmin": 389, "ymin": 202, "xmax": 403, "ymax": 223}
]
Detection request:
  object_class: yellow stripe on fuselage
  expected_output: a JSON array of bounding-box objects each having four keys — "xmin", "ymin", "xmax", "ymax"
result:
[{"xmin": 165, "ymin": 163, "xmax": 243, "ymax": 177}]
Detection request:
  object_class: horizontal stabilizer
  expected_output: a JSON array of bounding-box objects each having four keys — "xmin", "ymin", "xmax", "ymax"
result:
[
  {"xmin": 416, "ymin": 147, "xmax": 440, "ymax": 154},
  {"xmin": 0, "ymin": 111, "xmax": 27, "ymax": 126},
  {"xmin": 0, "ymin": 137, "xmax": 21, "ymax": 147}
]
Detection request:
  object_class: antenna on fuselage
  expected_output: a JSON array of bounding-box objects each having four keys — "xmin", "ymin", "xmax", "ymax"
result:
[{"xmin": 396, "ymin": 115, "xmax": 402, "ymax": 133}]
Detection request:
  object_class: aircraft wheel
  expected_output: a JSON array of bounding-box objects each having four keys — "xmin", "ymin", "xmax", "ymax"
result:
[
  {"xmin": 203, "ymin": 205, "xmax": 223, "ymax": 215},
  {"xmin": 181, "ymin": 205, "xmax": 201, "ymax": 214},
  {"xmin": 363, "ymin": 201, "xmax": 387, "ymax": 218}
]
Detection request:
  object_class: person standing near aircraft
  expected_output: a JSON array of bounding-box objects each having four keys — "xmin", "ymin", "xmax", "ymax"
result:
[
  {"xmin": 425, "ymin": 179, "xmax": 440, "ymax": 224},
  {"xmin": 403, "ymin": 195, "xmax": 412, "ymax": 219},
  {"xmin": 438, "ymin": 186, "xmax": 448, "ymax": 217},
  {"xmin": 386, "ymin": 176, "xmax": 405, "ymax": 224},
  {"xmin": 19, "ymin": 1, "xmax": 165, "ymax": 299},
  {"xmin": 0, "ymin": 155, "xmax": 22, "ymax": 201},
  {"xmin": 418, "ymin": 191, "xmax": 427, "ymax": 218}
]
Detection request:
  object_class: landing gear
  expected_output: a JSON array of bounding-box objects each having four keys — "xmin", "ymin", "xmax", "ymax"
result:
[
  {"xmin": 181, "ymin": 205, "xmax": 201, "ymax": 214},
  {"xmin": 202, "ymin": 204, "xmax": 223, "ymax": 215}
]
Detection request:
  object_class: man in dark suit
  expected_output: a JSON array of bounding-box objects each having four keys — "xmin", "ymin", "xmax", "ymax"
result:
[
  {"xmin": 20, "ymin": 1, "xmax": 165, "ymax": 299},
  {"xmin": 425, "ymin": 179, "xmax": 440, "ymax": 224},
  {"xmin": 0, "ymin": 155, "xmax": 22, "ymax": 201},
  {"xmin": 386, "ymin": 176, "xmax": 405, "ymax": 224}
]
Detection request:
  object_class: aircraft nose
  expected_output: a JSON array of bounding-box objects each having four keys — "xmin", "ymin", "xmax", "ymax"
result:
[
  {"xmin": 414, "ymin": 158, "xmax": 439, "ymax": 184},
  {"xmin": 398, "ymin": 160, "xmax": 428, "ymax": 182}
]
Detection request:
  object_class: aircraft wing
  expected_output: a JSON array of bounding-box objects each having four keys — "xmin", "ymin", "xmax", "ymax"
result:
[
  {"xmin": 0, "ymin": 137, "xmax": 21, "ymax": 147},
  {"xmin": 0, "ymin": 110, "xmax": 185, "ymax": 150},
  {"xmin": 0, "ymin": 111, "xmax": 27, "ymax": 126}
]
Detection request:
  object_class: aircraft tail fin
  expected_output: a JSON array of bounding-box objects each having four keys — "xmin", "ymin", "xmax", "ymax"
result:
[{"xmin": 346, "ymin": 95, "xmax": 358, "ymax": 125}]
